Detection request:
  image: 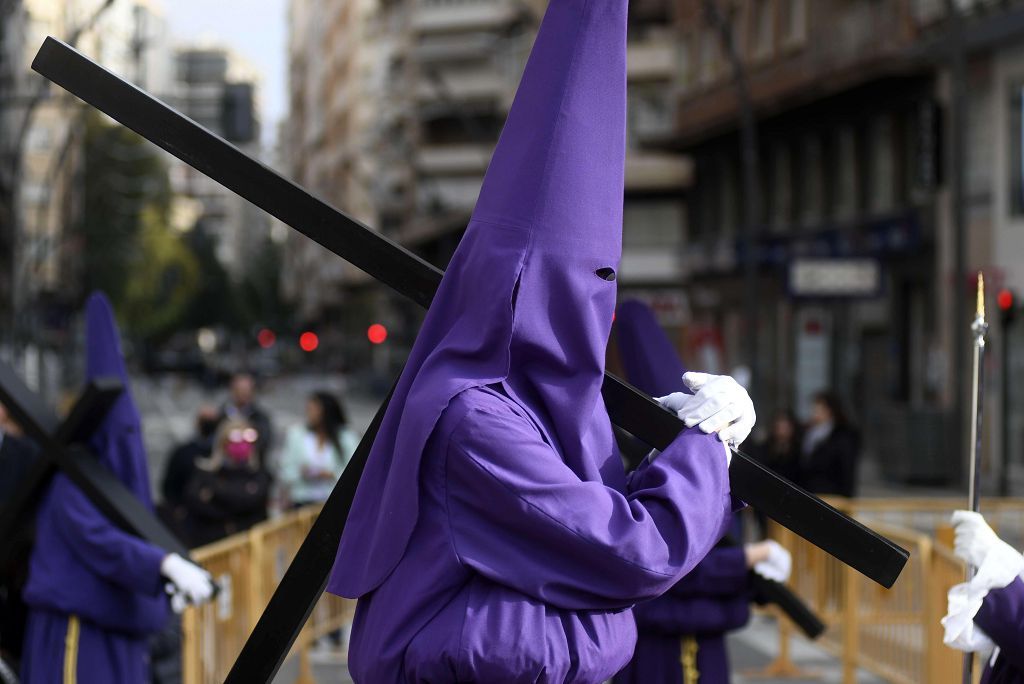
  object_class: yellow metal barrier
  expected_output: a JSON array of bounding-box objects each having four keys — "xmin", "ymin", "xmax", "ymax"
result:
[
  {"xmin": 180, "ymin": 497, "xmax": 1014, "ymax": 683},
  {"xmin": 182, "ymin": 505, "xmax": 356, "ymax": 684}
]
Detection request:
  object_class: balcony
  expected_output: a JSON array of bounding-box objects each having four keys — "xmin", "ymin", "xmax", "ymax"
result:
[
  {"xmin": 625, "ymin": 152, "xmax": 693, "ymax": 192},
  {"xmin": 415, "ymin": 65, "xmax": 507, "ymax": 102},
  {"xmin": 416, "ymin": 175, "xmax": 483, "ymax": 214},
  {"xmin": 627, "ymin": 36, "xmax": 677, "ymax": 82},
  {"xmin": 413, "ymin": 0, "xmax": 521, "ymax": 34},
  {"xmin": 417, "ymin": 144, "xmax": 493, "ymax": 174}
]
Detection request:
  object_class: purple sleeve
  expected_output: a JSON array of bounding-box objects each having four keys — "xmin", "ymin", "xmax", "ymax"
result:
[
  {"xmin": 50, "ymin": 476, "xmax": 166, "ymax": 595},
  {"xmin": 634, "ymin": 593, "xmax": 750, "ymax": 634},
  {"xmin": 974, "ymin": 577, "xmax": 1024, "ymax": 671},
  {"xmin": 670, "ymin": 547, "xmax": 749, "ymax": 598},
  {"xmin": 445, "ymin": 407, "xmax": 732, "ymax": 611}
]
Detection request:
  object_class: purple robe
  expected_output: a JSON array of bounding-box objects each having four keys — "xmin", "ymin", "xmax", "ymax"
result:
[
  {"xmin": 21, "ymin": 293, "xmax": 168, "ymax": 684},
  {"xmin": 977, "ymin": 577, "xmax": 1024, "ymax": 684},
  {"xmin": 328, "ymin": 0, "xmax": 733, "ymax": 680},
  {"xmin": 347, "ymin": 386, "xmax": 731, "ymax": 682},
  {"xmin": 613, "ymin": 299, "xmax": 754, "ymax": 682}
]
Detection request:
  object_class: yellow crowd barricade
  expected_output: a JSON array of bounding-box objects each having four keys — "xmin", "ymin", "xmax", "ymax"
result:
[
  {"xmin": 765, "ymin": 496, "xmax": 1021, "ymax": 684},
  {"xmin": 180, "ymin": 497, "xmax": 1016, "ymax": 684},
  {"xmin": 181, "ymin": 504, "xmax": 356, "ymax": 684}
]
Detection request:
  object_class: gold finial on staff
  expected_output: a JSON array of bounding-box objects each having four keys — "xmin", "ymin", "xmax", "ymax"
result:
[{"xmin": 977, "ymin": 272, "xmax": 986, "ymax": 321}]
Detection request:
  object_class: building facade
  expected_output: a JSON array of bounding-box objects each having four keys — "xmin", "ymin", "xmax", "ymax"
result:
[{"xmin": 670, "ymin": 0, "xmax": 1024, "ymax": 488}]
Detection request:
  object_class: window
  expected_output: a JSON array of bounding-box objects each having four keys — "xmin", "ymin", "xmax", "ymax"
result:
[
  {"xmin": 834, "ymin": 126, "xmax": 858, "ymax": 220},
  {"xmin": 623, "ymin": 200, "xmax": 685, "ymax": 248},
  {"xmin": 750, "ymin": 0, "xmax": 774, "ymax": 61},
  {"xmin": 676, "ymin": 33, "xmax": 694, "ymax": 92},
  {"xmin": 1009, "ymin": 80, "xmax": 1024, "ymax": 216},
  {"xmin": 800, "ymin": 135, "xmax": 824, "ymax": 227},
  {"xmin": 719, "ymin": 157, "xmax": 739, "ymax": 238},
  {"xmin": 770, "ymin": 142, "xmax": 794, "ymax": 230},
  {"xmin": 869, "ymin": 116, "xmax": 896, "ymax": 214},
  {"xmin": 781, "ymin": 0, "xmax": 807, "ymax": 47}
]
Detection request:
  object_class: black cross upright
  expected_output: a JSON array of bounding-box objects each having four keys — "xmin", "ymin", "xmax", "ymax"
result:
[
  {"xmin": 30, "ymin": 37, "xmax": 908, "ymax": 683},
  {"xmin": 0, "ymin": 361, "xmax": 189, "ymax": 561}
]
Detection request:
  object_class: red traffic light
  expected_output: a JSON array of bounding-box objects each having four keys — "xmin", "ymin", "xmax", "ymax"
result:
[
  {"xmin": 257, "ymin": 328, "xmax": 276, "ymax": 349},
  {"xmin": 998, "ymin": 289, "xmax": 1014, "ymax": 312},
  {"xmin": 368, "ymin": 323, "xmax": 388, "ymax": 345},
  {"xmin": 299, "ymin": 331, "xmax": 319, "ymax": 352}
]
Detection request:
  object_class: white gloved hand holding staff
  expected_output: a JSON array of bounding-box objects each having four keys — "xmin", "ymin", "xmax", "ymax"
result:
[{"xmin": 161, "ymin": 553, "xmax": 215, "ymax": 613}]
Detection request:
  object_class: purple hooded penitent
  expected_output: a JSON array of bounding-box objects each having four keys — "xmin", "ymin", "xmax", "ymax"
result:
[
  {"xmin": 974, "ymin": 577, "xmax": 1024, "ymax": 683},
  {"xmin": 613, "ymin": 299, "xmax": 751, "ymax": 684},
  {"xmin": 21, "ymin": 292, "xmax": 168, "ymax": 684},
  {"xmin": 328, "ymin": 1, "xmax": 733, "ymax": 681}
]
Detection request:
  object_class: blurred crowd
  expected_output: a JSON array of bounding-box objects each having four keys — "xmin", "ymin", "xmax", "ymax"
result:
[{"xmin": 158, "ymin": 372, "xmax": 360, "ymax": 549}]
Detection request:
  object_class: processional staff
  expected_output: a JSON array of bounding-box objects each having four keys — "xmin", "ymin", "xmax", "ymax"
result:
[{"xmin": 963, "ymin": 272, "xmax": 988, "ymax": 684}]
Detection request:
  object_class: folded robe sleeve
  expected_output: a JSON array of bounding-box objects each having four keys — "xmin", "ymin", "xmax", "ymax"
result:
[
  {"xmin": 50, "ymin": 475, "xmax": 167, "ymax": 596},
  {"xmin": 974, "ymin": 577, "xmax": 1024, "ymax": 671},
  {"xmin": 445, "ymin": 405, "xmax": 732, "ymax": 611}
]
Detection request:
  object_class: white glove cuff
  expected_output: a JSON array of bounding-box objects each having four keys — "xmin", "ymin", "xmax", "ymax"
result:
[{"xmin": 941, "ymin": 540, "xmax": 1024, "ymax": 651}]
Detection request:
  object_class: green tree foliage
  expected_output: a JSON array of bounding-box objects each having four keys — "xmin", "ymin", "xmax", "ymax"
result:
[{"xmin": 77, "ymin": 112, "xmax": 199, "ymax": 341}]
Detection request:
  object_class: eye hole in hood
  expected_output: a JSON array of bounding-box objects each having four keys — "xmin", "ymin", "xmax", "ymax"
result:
[{"xmin": 596, "ymin": 267, "xmax": 616, "ymax": 282}]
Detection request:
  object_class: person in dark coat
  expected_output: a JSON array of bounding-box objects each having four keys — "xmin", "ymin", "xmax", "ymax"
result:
[
  {"xmin": 182, "ymin": 417, "xmax": 270, "ymax": 547},
  {"xmin": 20, "ymin": 292, "xmax": 214, "ymax": 684},
  {"xmin": 800, "ymin": 392, "xmax": 860, "ymax": 497},
  {"xmin": 159, "ymin": 405, "xmax": 220, "ymax": 541},
  {"xmin": 0, "ymin": 403, "xmax": 39, "ymax": 670},
  {"xmin": 942, "ymin": 510, "xmax": 1024, "ymax": 683}
]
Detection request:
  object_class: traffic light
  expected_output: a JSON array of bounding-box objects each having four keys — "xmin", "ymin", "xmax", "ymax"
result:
[
  {"xmin": 367, "ymin": 324, "xmax": 388, "ymax": 345},
  {"xmin": 998, "ymin": 288, "xmax": 1015, "ymax": 326},
  {"xmin": 257, "ymin": 328, "xmax": 276, "ymax": 349},
  {"xmin": 299, "ymin": 331, "xmax": 319, "ymax": 352}
]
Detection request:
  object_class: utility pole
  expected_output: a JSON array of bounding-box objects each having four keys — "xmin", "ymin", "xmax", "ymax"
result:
[{"xmin": 704, "ymin": 0, "xmax": 762, "ymax": 397}]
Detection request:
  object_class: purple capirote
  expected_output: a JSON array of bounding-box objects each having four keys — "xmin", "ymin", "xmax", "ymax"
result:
[
  {"xmin": 326, "ymin": 0, "xmax": 733, "ymax": 680},
  {"xmin": 21, "ymin": 292, "xmax": 168, "ymax": 684}
]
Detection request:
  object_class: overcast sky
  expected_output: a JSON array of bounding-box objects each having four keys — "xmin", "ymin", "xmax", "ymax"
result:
[{"xmin": 163, "ymin": 0, "xmax": 288, "ymax": 148}]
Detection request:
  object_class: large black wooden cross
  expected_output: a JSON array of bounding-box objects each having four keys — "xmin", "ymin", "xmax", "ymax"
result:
[
  {"xmin": 0, "ymin": 361, "xmax": 189, "ymax": 561},
  {"xmin": 28, "ymin": 37, "xmax": 907, "ymax": 683}
]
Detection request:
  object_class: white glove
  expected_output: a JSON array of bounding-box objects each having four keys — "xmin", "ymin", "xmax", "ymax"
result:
[
  {"xmin": 657, "ymin": 391, "xmax": 732, "ymax": 466},
  {"xmin": 161, "ymin": 553, "xmax": 214, "ymax": 611},
  {"xmin": 943, "ymin": 582, "xmax": 997, "ymax": 654},
  {"xmin": 753, "ymin": 540, "xmax": 792, "ymax": 583},
  {"xmin": 658, "ymin": 372, "xmax": 755, "ymax": 447},
  {"xmin": 952, "ymin": 510, "xmax": 1014, "ymax": 568}
]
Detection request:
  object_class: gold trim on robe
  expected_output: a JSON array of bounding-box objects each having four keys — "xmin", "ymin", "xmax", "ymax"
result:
[
  {"xmin": 681, "ymin": 634, "xmax": 700, "ymax": 684},
  {"xmin": 63, "ymin": 615, "xmax": 80, "ymax": 684}
]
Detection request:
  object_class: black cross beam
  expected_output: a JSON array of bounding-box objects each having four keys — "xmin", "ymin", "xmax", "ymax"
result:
[
  {"xmin": 0, "ymin": 361, "xmax": 189, "ymax": 560},
  {"xmin": 31, "ymin": 37, "xmax": 907, "ymax": 682}
]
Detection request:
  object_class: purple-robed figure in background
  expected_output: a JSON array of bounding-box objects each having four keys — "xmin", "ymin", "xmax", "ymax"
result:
[
  {"xmin": 613, "ymin": 300, "xmax": 757, "ymax": 684},
  {"xmin": 20, "ymin": 293, "xmax": 211, "ymax": 684},
  {"xmin": 943, "ymin": 511, "xmax": 1024, "ymax": 683},
  {"xmin": 326, "ymin": 0, "xmax": 752, "ymax": 681},
  {"xmin": 21, "ymin": 293, "xmax": 168, "ymax": 683}
]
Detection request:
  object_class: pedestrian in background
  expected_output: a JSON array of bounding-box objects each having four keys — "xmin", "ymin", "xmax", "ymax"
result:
[
  {"xmin": 159, "ymin": 405, "xmax": 220, "ymax": 541},
  {"xmin": 0, "ymin": 402, "xmax": 37, "ymax": 673},
  {"xmin": 182, "ymin": 417, "xmax": 271, "ymax": 547},
  {"xmin": 219, "ymin": 372, "xmax": 274, "ymax": 474},
  {"xmin": 801, "ymin": 392, "xmax": 861, "ymax": 497},
  {"xmin": 279, "ymin": 391, "xmax": 358, "ymax": 509}
]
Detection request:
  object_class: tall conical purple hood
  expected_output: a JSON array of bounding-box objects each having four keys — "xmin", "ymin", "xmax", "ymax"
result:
[
  {"xmin": 85, "ymin": 291, "xmax": 155, "ymax": 509},
  {"xmin": 615, "ymin": 299, "xmax": 687, "ymax": 397},
  {"xmin": 330, "ymin": 0, "xmax": 628, "ymax": 597}
]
